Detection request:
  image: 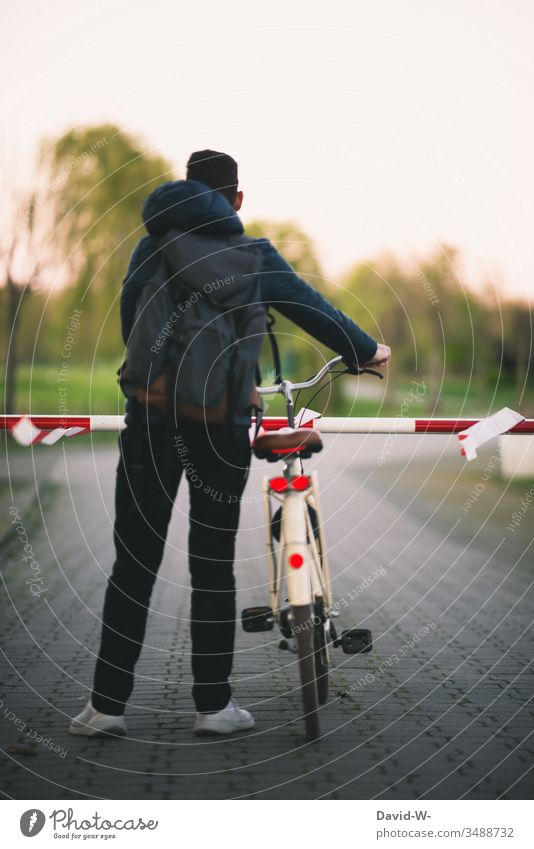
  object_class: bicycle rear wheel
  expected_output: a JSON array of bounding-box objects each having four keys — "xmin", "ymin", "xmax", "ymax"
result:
[
  {"xmin": 314, "ymin": 598, "xmax": 329, "ymax": 704},
  {"xmin": 292, "ymin": 604, "xmax": 320, "ymax": 741}
]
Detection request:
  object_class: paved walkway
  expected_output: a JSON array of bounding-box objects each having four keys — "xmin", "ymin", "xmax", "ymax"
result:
[{"xmin": 1, "ymin": 432, "xmax": 533, "ymax": 799}]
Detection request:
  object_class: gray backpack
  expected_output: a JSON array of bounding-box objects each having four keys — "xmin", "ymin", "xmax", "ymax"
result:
[{"xmin": 120, "ymin": 230, "xmax": 266, "ymax": 423}]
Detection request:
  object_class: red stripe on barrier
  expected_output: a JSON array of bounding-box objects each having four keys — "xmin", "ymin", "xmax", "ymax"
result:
[
  {"xmin": 257, "ymin": 417, "xmax": 313, "ymax": 431},
  {"xmin": 0, "ymin": 415, "xmax": 305, "ymax": 433},
  {"xmin": 0, "ymin": 415, "xmax": 92, "ymax": 430},
  {"xmin": 415, "ymin": 419, "xmax": 477, "ymax": 433},
  {"xmin": 414, "ymin": 418, "xmax": 534, "ymax": 434},
  {"xmin": 270, "ymin": 446, "xmax": 307, "ymax": 455},
  {"xmin": 1, "ymin": 415, "xmax": 533, "ymax": 435}
]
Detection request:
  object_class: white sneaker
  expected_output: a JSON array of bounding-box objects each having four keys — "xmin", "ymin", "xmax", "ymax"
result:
[
  {"xmin": 69, "ymin": 700, "xmax": 127, "ymax": 737},
  {"xmin": 194, "ymin": 699, "xmax": 255, "ymax": 736}
]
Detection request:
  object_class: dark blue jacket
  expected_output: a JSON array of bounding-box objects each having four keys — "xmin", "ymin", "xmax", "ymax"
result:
[{"xmin": 121, "ymin": 180, "xmax": 378, "ymax": 419}]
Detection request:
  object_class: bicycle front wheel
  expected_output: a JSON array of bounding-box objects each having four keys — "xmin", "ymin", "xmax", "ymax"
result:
[{"xmin": 292, "ymin": 604, "xmax": 320, "ymax": 741}]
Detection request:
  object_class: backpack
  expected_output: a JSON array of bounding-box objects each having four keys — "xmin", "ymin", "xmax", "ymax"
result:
[{"xmin": 119, "ymin": 230, "xmax": 266, "ymax": 424}]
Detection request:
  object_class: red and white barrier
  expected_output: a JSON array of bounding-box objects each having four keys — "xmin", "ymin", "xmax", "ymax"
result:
[{"xmin": 2, "ymin": 411, "xmax": 534, "ymax": 458}]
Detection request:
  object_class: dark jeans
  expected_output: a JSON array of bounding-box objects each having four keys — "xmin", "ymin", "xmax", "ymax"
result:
[{"xmin": 92, "ymin": 417, "xmax": 251, "ymax": 714}]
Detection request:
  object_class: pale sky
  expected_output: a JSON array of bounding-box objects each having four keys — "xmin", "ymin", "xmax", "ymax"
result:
[{"xmin": 1, "ymin": 0, "xmax": 533, "ymax": 299}]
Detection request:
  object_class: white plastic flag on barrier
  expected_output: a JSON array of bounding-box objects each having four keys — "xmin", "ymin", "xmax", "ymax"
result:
[
  {"xmin": 11, "ymin": 416, "xmax": 89, "ymax": 447},
  {"xmin": 249, "ymin": 408, "xmax": 321, "ymax": 444},
  {"xmin": 458, "ymin": 407, "xmax": 525, "ymax": 461},
  {"xmin": 295, "ymin": 408, "xmax": 322, "ymax": 427},
  {"xmin": 11, "ymin": 417, "xmax": 41, "ymax": 446}
]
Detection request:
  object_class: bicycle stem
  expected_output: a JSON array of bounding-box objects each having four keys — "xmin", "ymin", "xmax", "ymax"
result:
[{"xmin": 281, "ymin": 381, "xmax": 295, "ymax": 429}]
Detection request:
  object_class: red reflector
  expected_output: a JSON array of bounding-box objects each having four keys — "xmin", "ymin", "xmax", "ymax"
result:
[
  {"xmin": 269, "ymin": 476, "xmax": 288, "ymax": 493},
  {"xmin": 291, "ymin": 475, "xmax": 311, "ymax": 491},
  {"xmin": 270, "ymin": 446, "xmax": 306, "ymax": 454},
  {"xmin": 289, "ymin": 553, "xmax": 304, "ymax": 569}
]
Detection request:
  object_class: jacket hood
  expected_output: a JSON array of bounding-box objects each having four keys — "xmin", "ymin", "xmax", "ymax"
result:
[{"xmin": 142, "ymin": 179, "xmax": 244, "ymax": 238}]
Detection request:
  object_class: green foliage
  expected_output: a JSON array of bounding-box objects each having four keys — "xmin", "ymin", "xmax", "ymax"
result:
[
  {"xmin": 0, "ymin": 362, "xmax": 124, "ymax": 415},
  {"xmin": 245, "ymin": 219, "xmax": 336, "ymax": 382},
  {"xmin": 0, "ymin": 363, "xmax": 521, "ymax": 419},
  {"xmin": 245, "ymin": 219, "xmax": 324, "ymax": 286},
  {"xmin": 37, "ymin": 124, "xmax": 174, "ymax": 363},
  {"xmin": 1, "ymin": 124, "xmax": 531, "ymax": 417},
  {"xmin": 338, "ymin": 246, "xmax": 533, "ymax": 413}
]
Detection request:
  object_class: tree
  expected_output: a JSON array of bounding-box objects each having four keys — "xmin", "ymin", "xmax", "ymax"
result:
[
  {"xmin": 41, "ymin": 124, "xmax": 173, "ymax": 361},
  {"xmin": 503, "ymin": 300, "xmax": 533, "ymax": 406},
  {"xmin": 0, "ymin": 184, "xmax": 54, "ymax": 412},
  {"xmin": 245, "ymin": 219, "xmax": 325, "ymax": 286},
  {"xmin": 245, "ymin": 219, "xmax": 329, "ymax": 380}
]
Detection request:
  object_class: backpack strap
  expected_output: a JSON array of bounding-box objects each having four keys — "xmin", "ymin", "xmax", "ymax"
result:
[
  {"xmin": 251, "ymin": 397, "xmax": 264, "ymax": 443},
  {"xmin": 266, "ymin": 310, "xmax": 282, "ymax": 384}
]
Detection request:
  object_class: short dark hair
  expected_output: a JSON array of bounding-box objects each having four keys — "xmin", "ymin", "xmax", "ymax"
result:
[{"xmin": 186, "ymin": 149, "xmax": 238, "ymax": 203}]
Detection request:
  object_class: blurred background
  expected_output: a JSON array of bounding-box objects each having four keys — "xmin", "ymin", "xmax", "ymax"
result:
[
  {"xmin": 0, "ymin": 0, "xmax": 532, "ymax": 420},
  {"xmin": 1, "ymin": 2, "xmax": 534, "ymax": 802}
]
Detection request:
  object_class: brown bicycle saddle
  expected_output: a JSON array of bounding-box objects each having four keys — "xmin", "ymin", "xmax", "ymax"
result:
[{"xmin": 253, "ymin": 427, "xmax": 323, "ymax": 461}]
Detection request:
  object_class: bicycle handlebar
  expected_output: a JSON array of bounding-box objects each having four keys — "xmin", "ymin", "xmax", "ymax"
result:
[{"xmin": 257, "ymin": 356, "xmax": 383, "ymax": 396}]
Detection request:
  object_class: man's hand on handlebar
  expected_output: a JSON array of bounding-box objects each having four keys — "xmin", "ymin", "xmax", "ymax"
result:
[
  {"xmin": 365, "ymin": 343, "xmax": 391, "ymax": 367},
  {"xmin": 343, "ymin": 343, "xmax": 391, "ymax": 374}
]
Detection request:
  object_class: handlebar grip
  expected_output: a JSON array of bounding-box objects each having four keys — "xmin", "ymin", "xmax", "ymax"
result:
[{"xmin": 342, "ymin": 360, "xmax": 384, "ymax": 379}]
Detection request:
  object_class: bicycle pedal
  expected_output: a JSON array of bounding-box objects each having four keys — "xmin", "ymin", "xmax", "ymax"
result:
[
  {"xmin": 335, "ymin": 628, "xmax": 373, "ymax": 654},
  {"xmin": 241, "ymin": 606, "xmax": 274, "ymax": 633},
  {"xmin": 279, "ymin": 638, "xmax": 298, "ymax": 654}
]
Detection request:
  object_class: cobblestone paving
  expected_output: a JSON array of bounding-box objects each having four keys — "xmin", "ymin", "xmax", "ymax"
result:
[{"xmin": 1, "ymin": 433, "xmax": 533, "ymax": 799}]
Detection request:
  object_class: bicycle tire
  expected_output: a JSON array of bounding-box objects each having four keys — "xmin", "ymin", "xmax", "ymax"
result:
[
  {"xmin": 292, "ymin": 604, "xmax": 320, "ymax": 741},
  {"xmin": 311, "ymin": 499, "xmax": 329, "ymax": 705},
  {"xmin": 314, "ymin": 598, "xmax": 329, "ymax": 704}
]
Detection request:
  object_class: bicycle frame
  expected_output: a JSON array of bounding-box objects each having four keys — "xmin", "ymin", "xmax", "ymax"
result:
[
  {"xmin": 259, "ymin": 369, "xmax": 335, "ymax": 642},
  {"xmin": 263, "ymin": 465, "xmax": 332, "ymax": 610}
]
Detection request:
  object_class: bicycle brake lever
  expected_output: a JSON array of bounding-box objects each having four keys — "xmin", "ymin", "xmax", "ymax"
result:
[
  {"xmin": 342, "ymin": 365, "xmax": 384, "ymax": 379},
  {"xmin": 361, "ymin": 367, "xmax": 384, "ymax": 379}
]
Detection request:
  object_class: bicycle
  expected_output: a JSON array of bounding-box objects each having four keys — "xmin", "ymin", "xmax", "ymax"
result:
[{"xmin": 241, "ymin": 356, "xmax": 381, "ymax": 741}]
